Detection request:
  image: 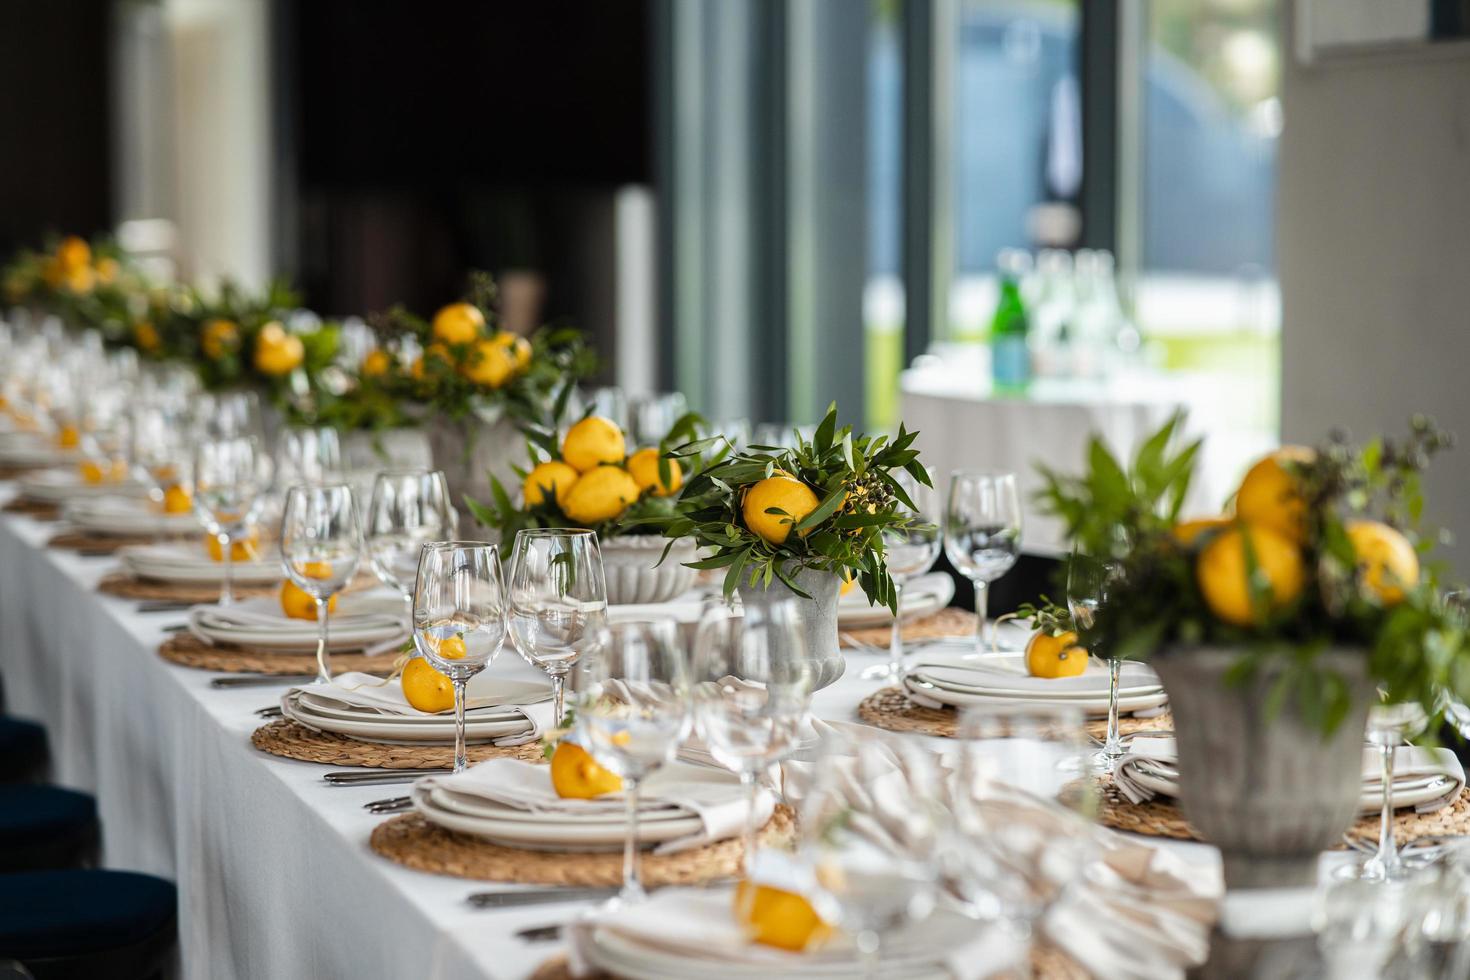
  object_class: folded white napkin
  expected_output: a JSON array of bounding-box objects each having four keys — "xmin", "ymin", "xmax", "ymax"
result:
[
  {"xmin": 1113, "ymin": 737, "xmax": 1466, "ymax": 814},
  {"xmin": 567, "ymin": 887, "xmax": 1020, "ymax": 980},
  {"xmin": 419, "ymin": 757, "xmax": 771, "ymax": 854},
  {"xmin": 290, "ymin": 672, "xmax": 554, "ymax": 745},
  {"xmin": 188, "ymin": 595, "xmax": 408, "ymax": 653}
]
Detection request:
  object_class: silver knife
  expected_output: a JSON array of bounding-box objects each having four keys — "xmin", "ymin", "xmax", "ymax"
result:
[
  {"xmin": 325, "ymin": 770, "xmax": 440, "ymax": 785},
  {"xmin": 210, "ymin": 674, "xmax": 315, "ymax": 689},
  {"xmin": 468, "ymin": 888, "xmax": 618, "ymax": 909}
]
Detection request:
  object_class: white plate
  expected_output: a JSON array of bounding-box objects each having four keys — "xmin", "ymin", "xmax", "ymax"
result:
[
  {"xmin": 836, "ymin": 572, "xmax": 953, "ymax": 629},
  {"xmin": 19, "ymin": 468, "xmax": 147, "ymax": 503},
  {"xmin": 119, "ymin": 543, "xmax": 282, "ymax": 585},
  {"xmin": 903, "ymin": 674, "xmax": 1169, "ymax": 717},
  {"xmin": 190, "ymin": 595, "xmax": 408, "ymax": 653},
  {"xmin": 283, "ymin": 693, "xmax": 531, "ymax": 743},
  {"xmin": 293, "ymin": 694, "xmax": 526, "ymax": 726},
  {"xmin": 0, "ymin": 444, "xmax": 81, "ymax": 468},
  {"xmin": 64, "ymin": 496, "xmax": 200, "ymax": 536},
  {"xmin": 427, "ymin": 785, "xmax": 692, "ymax": 825},
  {"xmin": 1122, "ymin": 758, "xmax": 1458, "ymax": 814},
  {"xmin": 907, "ymin": 652, "xmax": 1162, "ymax": 698},
  {"xmin": 412, "ymin": 789, "xmax": 704, "ymax": 851}
]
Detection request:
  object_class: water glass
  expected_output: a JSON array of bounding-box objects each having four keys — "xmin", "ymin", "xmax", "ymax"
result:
[
  {"xmin": 574, "ymin": 619, "xmax": 691, "ymax": 903},
  {"xmin": 412, "ymin": 542, "xmax": 507, "ymax": 772},
  {"xmin": 281, "ymin": 484, "xmax": 362, "ymax": 684},
  {"xmin": 692, "ymin": 596, "xmax": 815, "ymax": 869},
  {"xmin": 194, "ymin": 436, "xmax": 271, "ymax": 605},
  {"xmin": 1360, "ymin": 701, "xmax": 1431, "ymax": 882},
  {"xmin": 507, "ymin": 528, "xmax": 608, "ymax": 726},
  {"xmin": 365, "ymin": 469, "xmax": 457, "ymax": 605},
  {"xmin": 862, "ymin": 468, "xmax": 940, "ymax": 682},
  {"xmin": 944, "ymin": 471, "xmax": 1022, "ymax": 652}
]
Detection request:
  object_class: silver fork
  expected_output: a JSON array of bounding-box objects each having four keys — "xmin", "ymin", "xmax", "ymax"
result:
[{"xmin": 364, "ymin": 796, "xmax": 413, "ymax": 814}]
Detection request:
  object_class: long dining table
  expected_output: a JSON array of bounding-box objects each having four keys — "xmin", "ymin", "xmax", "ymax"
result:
[{"xmin": 0, "ymin": 485, "xmax": 1308, "ymax": 979}]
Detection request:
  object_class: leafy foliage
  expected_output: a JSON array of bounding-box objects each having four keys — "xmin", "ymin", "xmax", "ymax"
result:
[{"xmin": 644, "ymin": 403, "xmax": 933, "ymax": 613}]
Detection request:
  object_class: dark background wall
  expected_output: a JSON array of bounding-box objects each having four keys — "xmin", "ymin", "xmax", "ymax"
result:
[{"xmin": 0, "ymin": 0, "xmax": 112, "ymax": 256}]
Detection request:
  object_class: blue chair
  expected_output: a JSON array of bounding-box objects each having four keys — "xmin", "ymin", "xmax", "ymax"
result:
[
  {"xmin": 0, "ymin": 870, "xmax": 176, "ymax": 980},
  {"xmin": 0, "ymin": 719, "xmax": 47, "ymax": 783},
  {"xmin": 0, "ymin": 788, "xmax": 97, "ymax": 872}
]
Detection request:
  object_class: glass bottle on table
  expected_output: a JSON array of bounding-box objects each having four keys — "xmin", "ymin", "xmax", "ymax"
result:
[
  {"xmin": 861, "ymin": 468, "xmax": 940, "ymax": 682},
  {"xmin": 280, "ymin": 484, "xmax": 362, "ymax": 684},
  {"xmin": 943, "ymin": 471, "xmax": 1022, "ymax": 655},
  {"xmin": 990, "ymin": 248, "xmax": 1032, "ymax": 394}
]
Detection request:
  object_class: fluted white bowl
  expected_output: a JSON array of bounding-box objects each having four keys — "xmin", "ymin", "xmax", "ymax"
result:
[{"xmin": 600, "ymin": 535, "xmax": 698, "ymax": 605}]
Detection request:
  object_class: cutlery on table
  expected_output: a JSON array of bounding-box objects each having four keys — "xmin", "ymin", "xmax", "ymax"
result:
[
  {"xmin": 514, "ymin": 924, "xmax": 563, "ymax": 943},
  {"xmin": 161, "ymin": 622, "xmax": 189, "ymax": 633},
  {"xmin": 255, "ymin": 706, "xmax": 283, "ymax": 719},
  {"xmin": 468, "ymin": 888, "xmax": 619, "ymax": 909},
  {"xmin": 323, "ymin": 769, "xmax": 440, "ymax": 785},
  {"xmin": 364, "ymin": 796, "xmax": 413, "ymax": 814},
  {"xmin": 210, "ymin": 674, "xmax": 316, "ymax": 689},
  {"xmin": 137, "ymin": 601, "xmax": 197, "ymax": 613}
]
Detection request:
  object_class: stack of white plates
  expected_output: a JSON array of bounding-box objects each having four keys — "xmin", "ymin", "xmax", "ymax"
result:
[
  {"xmin": 282, "ymin": 675, "xmax": 551, "ymax": 746},
  {"xmin": 189, "ymin": 595, "xmax": 409, "ymax": 653},
  {"xmin": 836, "ymin": 572, "xmax": 954, "ymax": 629},
  {"xmin": 412, "ymin": 759, "xmax": 758, "ymax": 852},
  {"xmin": 903, "ymin": 643, "xmax": 1167, "ymax": 717},
  {"xmin": 18, "ymin": 468, "xmax": 147, "ymax": 503},
  {"xmin": 118, "ymin": 543, "xmax": 282, "ymax": 585},
  {"xmin": 0, "ymin": 435, "xmax": 79, "ymax": 470},
  {"xmin": 64, "ymin": 496, "xmax": 200, "ymax": 537}
]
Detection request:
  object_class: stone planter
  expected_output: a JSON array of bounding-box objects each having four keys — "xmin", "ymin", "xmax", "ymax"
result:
[
  {"xmin": 427, "ymin": 416, "xmax": 523, "ymax": 526},
  {"xmin": 1153, "ymin": 647, "xmax": 1374, "ymax": 888},
  {"xmin": 599, "ymin": 535, "xmax": 699, "ymax": 605},
  {"xmin": 736, "ymin": 565, "xmax": 844, "ymax": 690},
  {"xmin": 341, "ymin": 428, "xmax": 434, "ymax": 473}
]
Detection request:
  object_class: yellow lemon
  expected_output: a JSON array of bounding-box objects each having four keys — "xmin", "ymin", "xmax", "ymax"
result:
[
  {"xmin": 55, "ymin": 425, "xmax": 80, "ymax": 449},
  {"xmin": 201, "ymin": 318, "xmax": 240, "ymax": 359},
  {"xmin": 205, "ymin": 528, "xmax": 261, "ymax": 562},
  {"xmin": 523, "ymin": 460, "xmax": 580, "ymax": 509},
  {"xmin": 742, "ymin": 476, "xmax": 820, "ymax": 545},
  {"xmin": 78, "ymin": 459, "xmax": 126, "ymax": 484},
  {"xmin": 95, "ymin": 256, "xmax": 119, "ymax": 285},
  {"xmin": 461, "ymin": 338, "xmax": 516, "ymax": 388},
  {"xmin": 1197, "ymin": 523, "xmax": 1305, "ymax": 627},
  {"xmin": 561, "ymin": 416, "xmax": 627, "ymax": 473},
  {"xmin": 839, "ymin": 568, "xmax": 857, "ymax": 596},
  {"xmin": 1171, "ymin": 516, "xmax": 1231, "ymax": 547},
  {"xmin": 626, "ymin": 447, "xmax": 683, "ymax": 497},
  {"xmin": 161, "ymin": 484, "xmax": 193, "ymax": 514},
  {"xmin": 78, "ymin": 461, "xmax": 107, "ymax": 484},
  {"xmin": 431, "ymin": 302, "xmax": 485, "ymax": 345},
  {"xmin": 133, "ymin": 321, "xmax": 160, "ymax": 353},
  {"xmin": 411, "ymin": 343, "xmax": 451, "ymax": 382},
  {"xmin": 64, "ymin": 265, "xmax": 95, "ymax": 294},
  {"xmin": 494, "ymin": 332, "xmax": 532, "ymax": 370},
  {"xmin": 1235, "ymin": 447, "xmax": 1315, "ymax": 544},
  {"xmin": 361, "ymin": 349, "xmax": 392, "ymax": 378},
  {"xmin": 56, "ymin": 236, "xmax": 91, "ymax": 272},
  {"xmin": 280, "ymin": 578, "xmax": 337, "ymax": 620},
  {"xmin": 550, "ymin": 741, "xmax": 623, "ymax": 798},
  {"xmin": 733, "ymin": 881, "xmax": 832, "ymax": 953},
  {"xmin": 429, "ymin": 634, "xmax": 467, "ymax": 661},
  {"xmin": 1346, "ymin": 519, "xmax": 1419, "ymax": 605},
  {"xmin": 562, "ymin": 466, "xmax": 639, "ymax": 524},
  {"xmin": 1025, "ymin": 631, "xmax": 1088, "ymax": 679},
  {"xmin": 401, "ymin": 656, "xmax": 455, "ymax": 713},
  {"xmin": 254, "ymin": 322, "xmax": 305, "ymax": 376}
]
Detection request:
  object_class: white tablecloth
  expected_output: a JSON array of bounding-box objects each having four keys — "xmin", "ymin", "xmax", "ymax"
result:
[{"xmin": 2, "ymin": 488, "xmax": 1319, "ymax": 978}]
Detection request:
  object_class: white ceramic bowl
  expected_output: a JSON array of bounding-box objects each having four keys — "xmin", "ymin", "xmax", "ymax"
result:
[{"xmin": 600, "ymin": 535, "xmax": 698, "ymax": 605}]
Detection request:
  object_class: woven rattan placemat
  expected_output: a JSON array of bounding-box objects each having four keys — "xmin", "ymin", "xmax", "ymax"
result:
[
  {"xmin": 49, "ymin": 530, "xmax": 184, "ymax": 554},
  {"xmin": 97, "ymin": 571, "xmax": 276, "ymax": 603},
  {"xmin": 251, "ymin": 719, "xmax": 545, "ymax": 769},
  {"xmin": 856, "ymin": 686, "xmax": 1173, "ymax": 741},
  {"xmin": 2, "ymin": 497, "xmax": 60, "ymax": 520},
  {"xmin": 839, "ymin": 607, "xmax": 978, "ymax": 649},
  {"xmin": 158, "ymin": 632, "xmax": 400, "ymax": 675},
  {"xmin": 1098, "ymin": 780, "xmax": 1470, "ymax": 847},
  {"xmin": 371, "ymin": 805, "xmax": 797, "ymax": 887}
]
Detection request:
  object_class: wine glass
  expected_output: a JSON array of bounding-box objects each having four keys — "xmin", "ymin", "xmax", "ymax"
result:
[
  {"xmin": 862, "ymin": 468, "xmax": 940, "ymax": 682},
  {"xmin": 195, "ymin": 390, "xmax": 261, "ymax": 441},
  {"xmin": 574, "ymin": 619, "xmax": 692, "ymax": 903},
  {"xmin": 797, "ymin": 727, "xmax": 942, "ymax": 978},
  {"xmin": 276, "ymin": 426, "xmax": 343, "ymax": 488},
  {"xmin": 691, "ymin": 596, "xmax": 815, "ymax": 869},
  {"xmin": 944, "ymin": 471, "xmax": 1022, "ymax": 653},
  {"xmin": 280, "ymin": 484, "xmax": 362, "ymax": 684},
  {"xmin": 365, "ymin": 469, "xmax": 458, "ymax": 609},
  {"xmin": 131, "ymin": 402, "xmax": 193, "ymax": 506},
  {"xmin": 1359, "ymin": 700, "xmax": 1431, "ymax": 882},
  {"xmin": 412, "ymin": 542, "xmax": 508, "ymax": 772},
  {"xmin": 507, "ymin": 528, "xmax": 608, "ymax": 726},
  {"xmin": 193, "ymin": 436, "xmax": 271, "ymax": 605},
  {"xmin": 629, "ymin": 391, "xmax": 689, "ymax": 445},
  {"xmin": 1067, "ymin": 548, "xmax": 1126, "ymax": 772},
  {"xmin": 951, "ymin": 705, "xmax": 1097, "ymax": 967}
]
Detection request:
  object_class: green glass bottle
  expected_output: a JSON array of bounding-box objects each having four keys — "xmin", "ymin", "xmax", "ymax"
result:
[{"xmin": 990, "ymin": 249, "xmax": 1032, "ymax": 393}]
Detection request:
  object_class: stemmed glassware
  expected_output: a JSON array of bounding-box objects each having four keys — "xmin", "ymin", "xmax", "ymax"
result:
[
  {"xmin": 280, "ymin": 484, "xmax": 363, "ymax": 684},
  {"xmin": 193, "ymin": 436, "xmax": 271, "ymax": 605},
  {"xmin": 574, "ymin": 619, "xmax": 691, "ymax": 904},
  {"xmin": 944, "ymin": 471, "xmax": 1022, "ymax": 653},
  {"xmin": 1358, "ymin": 700, "xmax": 1431, "ymax": 882},
  {"xmin": 1067, "ymin": 548, "xmax": 1126, "ymax": 772},
  {"xmin": 365, "ymin": 469, "xmax": 458, "ymax": 609},
  {"xmin": 692, "ymin": 596, "xmax": 816, "ymax": 869},
  {"xmin": 412, "ymin": 541, "xmax": 508, "ymax": 772},
  {"xmin": 131, "ymin": 402, "xmax": 193, "ymax": 507},
  {"xmin": 276, "ymin": 426, "xmax": 343, "ymax": 488},
  {"xmin": 507, "ymin": 528, "xmax": 608, "ymax": 726},
  {"xmin": 862, "ymin": 468, "xmax": 940, "ymax": 682},
  {"xmin": 195, "ymin": 391, "xmax": 262, "ymax": 441}
]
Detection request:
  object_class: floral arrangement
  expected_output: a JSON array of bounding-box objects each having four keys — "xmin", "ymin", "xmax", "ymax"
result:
[
  {"xmin": 3, "ymin": 235, "xmax": 151, "ymax": 348},
  {"xmin": 465, "ymin": 413, "xmax": 702, "ymax": 538},
  {"xmin": 1038, "ymin": 413, "xmax": 1468, "ymax": 734},
  {"xmin": 650, "ymin": 403, "xmax": 931, "ymax": 611}
]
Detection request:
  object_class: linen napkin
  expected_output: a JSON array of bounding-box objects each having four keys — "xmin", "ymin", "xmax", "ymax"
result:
[
  {"xmin": 417, "ymin": 757, "xmax": 771, "ymax": 854},
  {"xmin": 188, "ymin": 595, "xmax": 408, "ymax": 653},
  {"xmin": 1113, "ymin": 736, "xmax": 1466, "ymax": 814},
  {"xmin": 566, "ymin": 887, "xmax": 1021, "ymax": 979},
  {"xmin": 288, "ymin": 672, "xmax": 554, "ymax": 746}
]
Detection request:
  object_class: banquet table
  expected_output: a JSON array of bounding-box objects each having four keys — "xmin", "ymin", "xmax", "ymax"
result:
[{"xmin": 0, "ymin": 485, "xmax": 1318, "ymax": 979}]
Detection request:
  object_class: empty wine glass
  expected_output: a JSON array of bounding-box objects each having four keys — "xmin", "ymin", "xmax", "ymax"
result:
[
  {"xmin": 280, "ymin": 484, "xmax": 362, "ymax": 684},
  {"xmin": 1067, "ymin": 548, "xmax": 1127, "ymax": 772},
  {"xmin": 1360, "ymin": 701, "xmax": 1431, "ymax": 882},
  {"xmin": 507, "ymin": 528, "xmax": 608, "ymax": 726},
  {"xmin": 193, "ymin": 436, "xmax": 271, "ymax": 605},
  {"xmin": 412, "ymin": 541, "xmax": 508, "ymax": 772},
  {"xmin": 196, "ymin": 390, "xmax": 262, "ymax": 441},
  {"xmin": 944, "ymin": 471, "xmax": 1022, "ymax": 653},
  {"xmin": 629, "ymin": 391, "xmax": 689, "ymax": 445},
  {"xmin": 574, "ymin": 619, "xmax": 692, "ymax": 903},
  {"xmin": 131, "ymin": 402, "xmax": 193, "ymax": 507},
  {"xmin": 276, "ymin": 426, "xmax": 343, "ymax": 488},
  {"xmin": 692, "ymin": 596, "xmax": 815, "ymax": 869},
  {"xmin": 862, "ymin": 468, "xmax": 940, "ymax": 682},
  {"xmin": 365, "ymin": 469, "xmax": 458, "ymax": 608}
]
